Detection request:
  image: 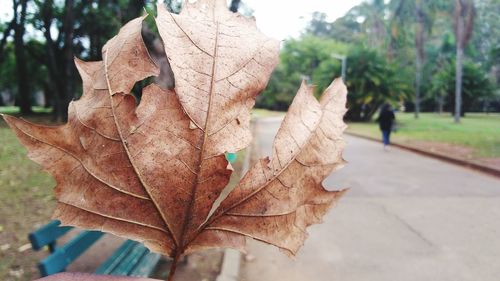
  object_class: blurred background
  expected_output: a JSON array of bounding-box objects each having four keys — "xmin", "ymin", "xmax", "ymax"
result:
[{"xmin": 0, "ymin": 0, "xmax": 499, "ymax": 280}]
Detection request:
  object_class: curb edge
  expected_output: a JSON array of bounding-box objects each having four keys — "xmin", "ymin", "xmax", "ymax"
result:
[{"xmin": 346, "ymin": 132, "xmax": 500, "ymax": 179}]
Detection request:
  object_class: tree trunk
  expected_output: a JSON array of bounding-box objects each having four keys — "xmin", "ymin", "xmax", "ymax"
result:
[
  {"xmin": 42, "ymin": 82, "xmax": 53, "ymax": 108},
  {"xmin": 454, "ymin": 0, "xmax": 465, "ymax": 123},
  {"xmin": 415, "ymin": 56, "xmax": 422, "ymax": 118},
  {"xmin": 61, "ymin": 0, "xmax": 75, "ymax": 121},
  {"xmin": 437, "ymin": 95, "xmax": 444, "ymax": 114},
  {"xmin": 454, "ymin": 0, "xmax": 474, "ymax": 123},
  {"xmin": 40, "ymin": 0, "xmax": 65, "ymax": 121},
  {"xmin": 13, "ymin": 0, "xmax": 32, "ymax": 115},
  {"xmin": 414, "ymin": 0, "xmax": 425, "ymax": 119},
  {"xmin": 89, "ymin": 0, "xmax": 103, "ymax": 60},
  {"xmin": 455, "ymin": 44, "xmax": 464, "ymax": 123},
  {"xmin": 122, "ymin": 0, "xmax": 145, "ymax": 23}
]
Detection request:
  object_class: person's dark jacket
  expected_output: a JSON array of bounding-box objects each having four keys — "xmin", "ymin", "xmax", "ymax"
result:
[{"xmin": 377, "ymin": 110, "xmax": 395, "ymax": 131}]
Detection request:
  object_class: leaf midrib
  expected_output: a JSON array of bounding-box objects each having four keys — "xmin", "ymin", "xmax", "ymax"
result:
[
  {"xmin": 177, "ymin": 20, "xmax": 221, "ymax": 251},
  {"xmin": 103, "ymin": 49, "xmax": 179, "ymax": 248}
]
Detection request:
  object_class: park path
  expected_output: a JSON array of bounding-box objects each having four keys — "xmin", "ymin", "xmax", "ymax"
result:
[{"xmin": 240, "ymin": 117, "xmax": 500, "ymax": 281}]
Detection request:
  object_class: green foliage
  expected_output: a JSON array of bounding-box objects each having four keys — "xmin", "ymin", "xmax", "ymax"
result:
[
  {"xmin": 344, "ymin": 46, "xmax": 410, "ymax": 121},
  {"xmin": 284, "ymin": 0, "xmax": 500, "ymax": 117},
  {"xmin": 431, "ymin": 60, "xmax": 494, "ymax": 113},
  {"xmin": 306, "ymin": 1, "xmax": 389, "ymax": 47},
  {"xmin": 311, "ymin": 58, "xmax": 341, "ymax": 96},
  {"xmin": 469, "ymin": 0, "xmax": 500, "ymax": 68},
  {"xmin": 256, "ymin": 36, "xmax": 348, "ymax": 110},
  {"xmin": 0, "ymin": 0, "xmax": 184, "ymax": 116},
  {"xmin": 0, "ymin": 44, "xmax": 17, "ymax": 92},
  {"xmin": 280, "ymin": 36, "xmax": 348, "ymax": 78},
  {"xmin": 0, "ymin": 41, "xmax": 49, "ymax": 107},
  {"xmin": 257, "ymin": 65, "xmax": 302, "ymax": 110},
  {"xmin": 257, "ymin": 36, "xmax": 409, "ymax": 121}
]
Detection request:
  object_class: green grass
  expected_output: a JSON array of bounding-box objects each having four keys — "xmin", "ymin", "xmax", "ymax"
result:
[
  {"xmin": 347, "ymin": 112, "xmax": 500, "ymax": 158},
  {"xmin": 0, "ymin": 106, "xmax": 52, "ymax": 115},
  {"xmin": 0, "ymin": 122, "xmax": 56, "ymax": 280},
  {"xmin": 252, "ymin": 108, "xmax": 285, "ymax": 118}
]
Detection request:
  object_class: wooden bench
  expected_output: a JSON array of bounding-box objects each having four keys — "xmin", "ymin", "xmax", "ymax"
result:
[{"xmin": 29, "ymin": 220, "xmax": 161, "ymax": 277}]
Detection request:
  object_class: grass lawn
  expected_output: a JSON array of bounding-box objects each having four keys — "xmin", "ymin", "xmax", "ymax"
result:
[
  {"xmin": 0, "ymin": 106, "xmax": 52, "ymax": 115},
  {"xmin": 347, "ymin": 112, "xmax": 500, "ymax": 158},
  {"xmin": 0, "ymin": 120, "xmax": 55, "ymax": 280},
  {"xmin": 252, "ymin": 108, "xmax": 285, "ymax": 118}
]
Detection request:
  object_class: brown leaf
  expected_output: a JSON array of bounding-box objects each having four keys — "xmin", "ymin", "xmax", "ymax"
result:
[
  {"xmin": 189, "ymin": 79, "xmax": 348, "ymax": 256},
  {"xmin": 1, "ymin": 0, "xmax": 347, "ymax": 269},
  {"xmin": 155, "ymin": 0, "xmax": 279, "ymax": 156}
]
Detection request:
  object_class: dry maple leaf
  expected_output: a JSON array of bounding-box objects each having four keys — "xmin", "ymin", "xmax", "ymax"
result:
[{"xmin": 2, "ymin": 0, "xmax": 348, "ymax": 279}]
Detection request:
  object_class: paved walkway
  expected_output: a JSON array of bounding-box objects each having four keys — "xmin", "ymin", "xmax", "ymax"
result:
[{"xmin": 241, "ymin": 117, "xmax": 500, "ymax": 281}]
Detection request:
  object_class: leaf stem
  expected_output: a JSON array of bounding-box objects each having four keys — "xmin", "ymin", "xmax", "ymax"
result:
[{"xmin": 167, "ymin": 253, "xmax": 181, "ymax": 281}]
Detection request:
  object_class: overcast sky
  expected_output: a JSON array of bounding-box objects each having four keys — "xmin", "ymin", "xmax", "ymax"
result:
[
  {"xmin": 244, "ymin": 0, "xmax": 364, "ymax": 40},
  {"xmin": 0, "ymin": 0, "xmax": 364, "ymax": 40}
]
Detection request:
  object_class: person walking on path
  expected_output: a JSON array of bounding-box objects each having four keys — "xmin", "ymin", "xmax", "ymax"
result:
[{"xmin": 377, "ymin": 103, "xmax": 395, "ymax": 150}]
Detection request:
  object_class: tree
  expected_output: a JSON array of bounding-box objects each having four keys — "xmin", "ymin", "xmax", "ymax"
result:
[
  {"xmin": 328, "ymin": 11, "xmax": 364, "ymax": 43},
  {"xmin": 256, "ymin": 65, "xmax": 303, "ymax": 110},
  {"xmin": 471, "ymin": 0, "xmax": 500, "ymax": 107},
  {"xmin": 453, "ymin": 0, "xmax": 475, "ymax": 123},
  {"xmin": 35, "ymin": 0, "xmax": 70, "ymax": 120},
  {"xmin": 387, "ymin": 0, "xmax": 453, "ymax": 117},
  {"xmin": 256, "ymin": 36, "xmax": 348, "ymax": 110},
  {"xmin": 362, "ymin": 0, "xmax": 388, "ymax": 49},
  {"xmin": 426, "ymin": 32, "xmax": 455, "ymax": 113},
  {"xmin": 6, "ymin": 0, "xmax": 236, "ymax": 119},
  {"xmin": 301, "ymin": 0, "xmax": 499, "ymax": 116},
  {"xmin": 491, "ymin": 46, "xmax": 500, "ymax": 88},
  {"xmin": 432, "ymin": 60, "xmax": 493, "ymax": 114},
  {"xmin": 387, "ymin": 0, "xmax": 414, "ymax": 61},
  {"xmin": 32, "ymin": 0, "xmax": 152, "ymax": 120},
  {"xmin": 344, "ymin": 46, "xmax": 409, "ymax": 121},
  {"xmin": 306, "ymin": 1, "xmax": 388, "ymax": 46},
  {"xmin": 470, "ymin": 0, "xmax": 500, "ymax": 70},
  {"xmin": 0, "ymin": 44, "xmax": 17, "ymax": 106},
  {"xmin": 13, "ymin": 0, "xmax": 32, "ymax": 114},
  {"xmin": 305, "ymin": 12, "xmax": 333, "ymax": 37},
  {"xmin": 62, "ymin": 0, "xmax": 75, "ymax": 119},
  {"xmin": 257, "ymin": 35, "xmax": 411, "ymax": 121},
  {"xmin": 414, "ymin": 0, "xmax": 425, "ymax": 119}
]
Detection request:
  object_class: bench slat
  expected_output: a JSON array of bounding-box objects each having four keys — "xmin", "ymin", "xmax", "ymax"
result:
[
  {"xmin": 39, "ymin": 231, "xmax": 104, "ymax": 276},
  {"xmin": 129, "ymin": 252, "xmax": 161, "ymax": 277},
  {"xmin": 29, "ymin": 220, "xmax": 73, "ymax": 252},
  {"xmin": 31, "ymin": 221, "xmax": 162, "ymax": 278},
  {"xmin": 95, "ymin": 240, "xmax": 137, "ymax": 275},
  {"xmin": 110, "ymin": 243, "xmax": 149, "ymax": 276}
]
